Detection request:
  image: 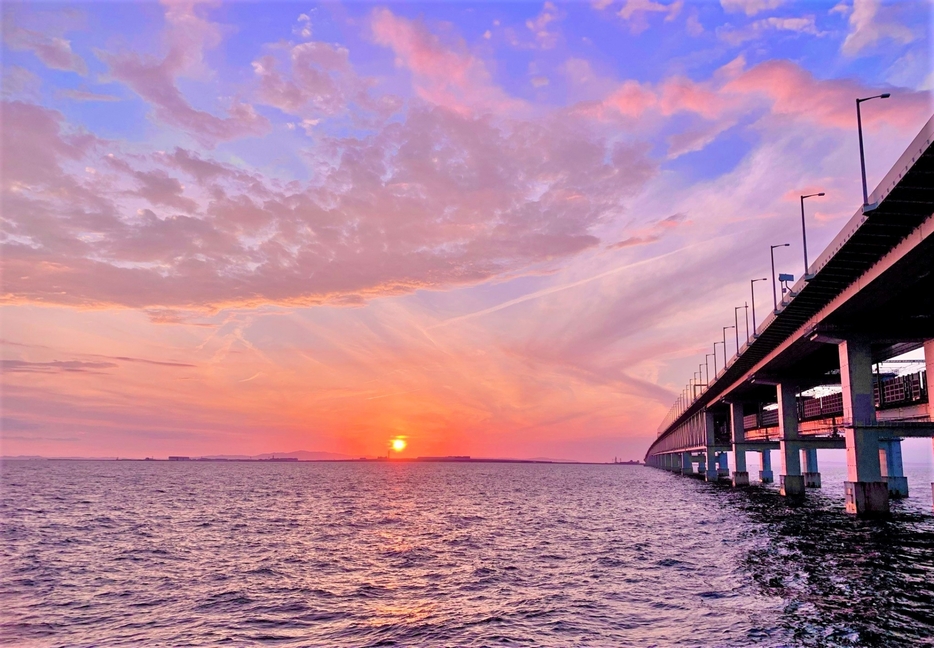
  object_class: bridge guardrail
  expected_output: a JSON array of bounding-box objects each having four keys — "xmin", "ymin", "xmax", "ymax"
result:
[{"xmin": 740, "ymin": 369, "xmax": 927, "ymax": 431}]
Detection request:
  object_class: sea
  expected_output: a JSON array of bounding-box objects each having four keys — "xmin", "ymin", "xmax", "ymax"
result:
[{"xmin": 1, "ymin": 459, "xmax": 933, "ymax": 647}]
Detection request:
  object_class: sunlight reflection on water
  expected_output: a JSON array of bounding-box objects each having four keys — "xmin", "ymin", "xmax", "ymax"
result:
[{"xmin": 1, "ymin": 460, "xmax": 933, "ymax": 646}]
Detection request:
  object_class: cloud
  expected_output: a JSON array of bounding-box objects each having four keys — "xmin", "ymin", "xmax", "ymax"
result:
[
  {"xmin": 97, "ymin": 1, "xmax": 268, "ymax": 145},
  {"xmin": 723, "ymin": 59, "xmax": 929, "ymax": 130},
  {"xmin": 607, "ymin": 213, "xmax": 689, "ymax": 248},
  {"xmin": 718, "ymin": 15, "xmax": 824, "ymax": 45},
  {"xmin": 371, "ymin": 8, "xmax": 522, "ymax": 116},
  {"xmin": 252, "ymin": 41, "xmax": 374, "ymax": 118},
  {"xmin": 1, "ymin": 66, "xmax": 42, "ymax": 101},
  {"xmin": 840, "ymin": 0, "xmax": 915, "ymax": 56},
  {"xmin": 583, "ymin": 73, "xmax": 736, "ymax": 134},
  {"xmin": 57, "ymin": 88, "xmax": 121, "ymax": 102},
  {"xmin": 1, "ymin": 8, "xmax": 87, "ymax": 75},
  {"xmin": 1, "ymin": 95, "xmax": 658, "ymax": 310},
  {"xmin": 103, "ymin": 355, "xmax": 196, "ymax": 367},
  {"xmin": 589, "ymin": 57, "xmax": 927, "ymax": 137},
  {"xmin": 720, "ymin": 0, "xmax": 785, "ymax": 16},
  {"xmin": 617, "ymin": 0, "xmax": 683, "ymax": 35},
  {"xmin": 526, "ymin": 2, "xmax": 563, "ymax": 49},
  {"xmin": 1, "ymin": 359, "xmax": 117, "ymax": 373}
]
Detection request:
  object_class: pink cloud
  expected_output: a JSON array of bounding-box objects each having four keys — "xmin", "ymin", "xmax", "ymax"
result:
[
  {"xmin": 370, "ymin": 9, "xmax": 522, "ymax": 116},
  {"xmin": 525, "ymin": 2, "xmax": 564, "ymax": 49},
  {"xmin": 603, "ymin": 80, "xmax": 657, "ymax": 117},
  {"xmin": 253, "ymin": 41, "xmax": 374, "ymax": 118},
  {"xmin": 841, "ymin": 0, "xmax": 915, "ymax": 57},
  {"xmin": 1, "ymin": 98, "xmax": 657, "ymax": 311},
  {"xmin": 587, "ymin": 58, "xmax": 927, "ymax": 154},
  {"xmin": 724, "ymin": 60, "xmax": 929, "ymax": 130},
  {"xmin": 97, "ymin": 1, "xmax": 268, "ymax": 145},
  {"xmin": 607, "ymin": 213, "xmax": 688, "ymax": 248},
  {"xmin": 1, "ymin": 8, "xmax": 87, "ymax": 75},
  {"xmin": 616, "ymin": 0, "xmax": 683, "ymax": 35},
  {"xmin": 719, "ymin": 0, "xmax": 784, "ymax": 16},
  {"xmin": 658, "ymin": 77, "xmax": 730, "ymax": 120}
]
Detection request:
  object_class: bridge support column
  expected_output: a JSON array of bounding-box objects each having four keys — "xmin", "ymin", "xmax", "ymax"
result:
[
  {"xmin": 879, "ymin": 439, "xmax": 908, "ymax": 498},
  {"xmin": 801, "ymin": 448, "xmax": 821, "ymax": 488},
  {"xmin": 926, "ymin": 340, "xmax": 934, "ymax": 509},
  {"xmin": 840, "ymin": 339, "xmax": 889, "ymax": 516},
  {"xmin": 730, "ymin": 402, "xmax": 749, "ymax": 487},
  {"xmin": 777, "ymin": 382, "xmax": 804, "ymax": 497},
  {"xmin": 705, "ymin": 451, "xmax": 718, "ymax": 482},
  {"xmin": 682, "ymin": 451, "xmax": 694, "ymax": 476},
  {"xmin": 759, "ymin": 449, "xmax": 773, "ymax": 483},
  {"xmin": 717, "ymin": 453, "xmax": 730, "ymax": 480},
  {"xmin": 704, "ymin": 410, "xmax": 718, "ymax": 482}
]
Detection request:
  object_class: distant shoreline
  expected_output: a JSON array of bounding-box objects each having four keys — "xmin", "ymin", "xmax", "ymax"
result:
[{"xmin": 1, "ymin": 456, "xmax": 641, "ymax": 466}]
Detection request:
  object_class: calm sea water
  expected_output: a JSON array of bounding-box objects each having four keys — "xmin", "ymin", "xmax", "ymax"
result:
[{"xmin": 2, "ymin": 460, "xmax": 933, "ymax": 647}]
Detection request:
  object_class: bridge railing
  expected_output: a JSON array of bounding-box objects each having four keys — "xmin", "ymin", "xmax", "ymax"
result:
[{"xmin": 740, "ymin": 370, "xmax": 927, "ymax": 431}]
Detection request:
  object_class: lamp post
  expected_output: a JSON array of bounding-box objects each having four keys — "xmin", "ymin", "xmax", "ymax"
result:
[
  {"xmin": 743, "ymin": 302, "xmax": 749, "ymax": 343},
  {"xmin": 705, "ymin": 353, "xmax": 715, "ymax": 384},
  {"xmin": 699, "ymin": 364, "xmax": 705, "ymax": 389},
  {"xmin": 800, "ymin": 192, "xmax": 825, "ymax": 278},
  {"xmin": 770, "ymin": 243, "xmax": 790, "ymax": 311},
  {"xmin": 857, "ymin": 93, "xmax": 890, "ymax": 208},
  {"xmin": 713, "ymin": 342, "xmax": 721, "ymax": 376},
  {"xmin": 750, "ymin": 277, "xmax": 766, "ymax": 336},
  {"xmin": 734, "ymin": 306, "xmax": 744, "ymax": 353},
  {"xmin": 722, "ymin": 325, "xmax": 735, "ymax": 368}
]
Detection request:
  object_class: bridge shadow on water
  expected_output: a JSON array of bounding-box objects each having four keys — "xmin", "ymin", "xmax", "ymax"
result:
[{"xmin": 709, "ymin": 482, "xmax": 934, "ymax": 647}]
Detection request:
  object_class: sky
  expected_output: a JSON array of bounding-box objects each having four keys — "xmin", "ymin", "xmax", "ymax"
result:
[{"xmin": 1, "ymin": 0, "xmax": 932, "ymax": 461}]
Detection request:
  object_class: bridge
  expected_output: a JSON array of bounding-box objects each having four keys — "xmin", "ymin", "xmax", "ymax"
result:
[{"xmin": 645, "ymin": 115, "xmax": 934, "ymax": 517}]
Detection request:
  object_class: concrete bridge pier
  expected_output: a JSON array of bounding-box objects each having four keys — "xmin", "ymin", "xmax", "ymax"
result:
[
  {"xmin": 759, "ymin": 449, "xmax": 773, "ymax": 483},
  {"xmin": 926, "ymin": 340, "xmax": 934, "ymax": 508},
  {"xmin": 682, "ymin": 451, "xmax": 694, "ymax": 476},
  {"xmin": 705, "ymin": 451, "xmax": 718, "ymax": 482},
  {"xmin": 879, "ymin": 439, "xmax": 908, "ymax": 498},
  {"xmin": 840, "ymin": 339, "xmax": 889, "ymax": 516},
  {"xmin": 777, "ymin": 382, "xmax": 805, "ymax": 497},
  {"xmin": 704, "ymin": 410, "xmax": 719, "ymax": 482},
  {"xmin": 717, "ymin": 453, "xmax": 730, "ymax": 480},
  {"xmin": 732, "ymin": 448, "xmax": 750, "ymax": 486},
  {"xmin": 801, "ymin": 448, "xmax": 821, "ymax": 488},
  {"xmin": 730, "ymin": 402, "xmax": 749, "ymax": 486},
  {"xmin": 667, "ymin": 453, "xmax": 680, "ymax": 472}
]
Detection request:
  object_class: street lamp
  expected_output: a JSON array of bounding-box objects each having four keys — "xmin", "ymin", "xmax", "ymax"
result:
[
  {"xmin": 770, "ymin": 243, "xmax": 790, "ymax": 311},
  {"xmin": 800, "ymin": 192, "xmax": 825, "ymax": 278},
  {"xmin": 856, "ymin": 93, "xmax": 890, "ymax": 208},
  {"xmin": 722, "ymin": 325, "xmax": 735, "ymax": 368},
  {"xmin": 699, "ymin": 364, "xmax": 705, "ymax": 389},
  {"xmin": 713, "ymin": 342, "xmax": 722, "ymax": 376},
  {"xmin": 734, "ymin": 306, "xmax": 745, "ymax": 353},
  {"xmin": 705, "ymin": 353, "xmax": 715, "ymax": 384},
  {"xmin": 750, "ymin": 278, "xmax": 766, "ymax": 336}
]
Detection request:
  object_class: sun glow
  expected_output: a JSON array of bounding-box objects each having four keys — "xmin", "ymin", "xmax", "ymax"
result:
[{"xmin": 391, "ymin": 438, "xmax": 407, "ymax": 452}]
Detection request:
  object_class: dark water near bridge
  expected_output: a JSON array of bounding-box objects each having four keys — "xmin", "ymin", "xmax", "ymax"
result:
[{"xmin": 2, "ymin": 460, "xmax": 933, "ymax": 647}]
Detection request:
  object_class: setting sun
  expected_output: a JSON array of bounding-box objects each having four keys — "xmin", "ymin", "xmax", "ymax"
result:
[{"xmin": 391, "ymin": 438, "xmax": 407, "ymax": 453}]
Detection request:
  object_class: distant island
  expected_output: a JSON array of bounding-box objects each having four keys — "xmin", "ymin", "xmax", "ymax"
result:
[{"xmin": 1, "ymin": 451, "xmax": 628, "ymax": 465}]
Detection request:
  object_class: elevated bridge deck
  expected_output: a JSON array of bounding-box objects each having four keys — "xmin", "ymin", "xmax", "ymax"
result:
[{"xmin": 645, "ymin": 115, "xmax": 934, "ymax": 516}]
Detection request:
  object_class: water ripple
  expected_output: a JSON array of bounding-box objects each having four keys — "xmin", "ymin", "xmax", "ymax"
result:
[{"xmin": 1, "ymin": 460, "xmax": 933, "ymax": 646}]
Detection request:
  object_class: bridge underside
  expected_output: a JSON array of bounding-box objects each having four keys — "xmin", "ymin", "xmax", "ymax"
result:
[{"xmin": 646, "ymin": 116, "xmax": 934, "ymax": 516}]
